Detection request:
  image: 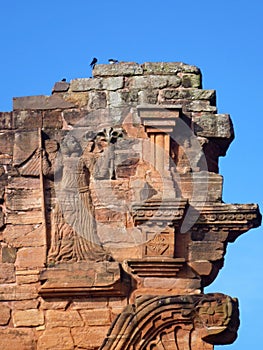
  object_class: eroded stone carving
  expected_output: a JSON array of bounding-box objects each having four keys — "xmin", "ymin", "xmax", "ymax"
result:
[
  {"xmin": 100, "ymin": 293, "xmax": 239, "ymax": 350},
  {"xmin": 0, "ymin": 62, "xmax": 261, "ymax": 350},
  {"xmin": 47, "ymin": 135, "xmax": 111, "ymax": 263}
]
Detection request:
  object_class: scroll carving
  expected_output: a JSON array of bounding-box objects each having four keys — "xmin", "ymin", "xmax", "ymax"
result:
[{"xmin": 100, "ymin": 293, "xmax": 239, "ymax": 350}]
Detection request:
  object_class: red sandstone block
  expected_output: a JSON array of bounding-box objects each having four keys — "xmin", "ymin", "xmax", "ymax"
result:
[
  {"xmin": 0, "ymin": 303, "xmax": 11, "ymax": 325},
  {"xmin": 40, "ymin": 300, "xmax": 69, "ymax": 310},
  {"xmin": 79, "ymin": 308, "xmax": 111, "ymax": 326},
  {"xmin": 0, "ymin": 263, "xmax": 15, "ymax": 283},
  {"xmin": 0, "ymin": 328, "xmax": 35, "ymax": 350},
  {"xmin": 2, "ymin": 224, "xmax": 45, "ymax": 248},
  {"xmin": 12, "ymin": 299, "xmax": 39, "ymax": 310},
  {"xmin": 45, "ymin": 310, "xmax": 84, "ymax": 328},
  {"xmin": 13, "ymin": 309, "xmax": 44, "ymax": 327},
  {"xmin": 15, "ymin": 246, "xmax": 46, "ymax": 269},
  {"xmin": 37, "ymin": 327, "xmax": 74, "ymax": 350},
  {"xmin": 71, "ymin": 326, "xmax": 109, "ymax": 348},
  {"xmin": 71, "ymin": 297, "xmax": 108, "ymax": 310}
]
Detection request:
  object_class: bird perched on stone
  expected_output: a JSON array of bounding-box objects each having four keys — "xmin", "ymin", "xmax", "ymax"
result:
[
  {"xmin": 90, "ymin": 57, "xmax": 98, "ymax": 69},
  {"xmin": 61, "ymin": 78, "xmax": 67, "ymax": 82},
  {"xmin": 108, "ymin": 58, "xmax": 118, "ymax": 64}
]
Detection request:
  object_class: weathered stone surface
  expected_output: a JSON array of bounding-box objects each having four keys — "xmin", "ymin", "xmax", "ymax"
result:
[
  {"xmin": 179, "ymin": 173, "xmax": 223, "ymax": 202},
  {"xmin": 189, "ymin": 261, "xmax": 213, "ymax": 276},
  {"xmin": 40, "ymin": 300, "xmax": 69, "ymax": 310},
  {"xmin": 142, "ymin": 62, "xmax": 200, "ymax": 74},
  {"xmin": 42, "ymin": 110, "xmax": 63, "ymax": 129},
  {"xmin": 138, "ymin": 88, "xmax": 159, "ymax": 104},
  {"xmin": 64, "ymin": 91, "xmax": 89, "ymax": 107},
  {"xmin": 71, "ymin": 76, "xmax": 124, "ymax": 91},
  {"xmin": 0, "ymin": 303, "xmax": 11, "ymax": 325},
  {"xmin": 13, "ymin": 309, "xmax": 44, "ymax": 327},
  {"xmin": 93, "ymin": 62, "xmax": 143, "ymax": 77},
  {"xmin": 79, "ymin": 308, "xmax": 111, "ymax": 325},
  {"xmin": 0, "ymin": 262, "xmax": 16, "ymax": 283},
  {"xmin": 0, "ymin": 283, "xmax": 39, "ymax": 300},
  {"xmin": 0, "ymin": 130, "xmax": 14, "ymax": 156},
  {"xmin": 16, "ymin": 269, "xmax": 40, "ymax": 284},
  {"xmin": 120, "ymin": 89, "xmax": 140, "ymax": 104},
  {"xmin": 71, "ymin": 326, "xmax": 110, "ymax": 348},
  {"xmin": 52, "ymin": 81, "xmax": 70, "ymax": 93},
  {"xmin": 71, "ymin": 77, "xmax": 102, "ymax": 91},
  {"xmin": 71, "ymin": 298, "xmax": 108, "ymax": 310},
  {"xmin": 0, "ymin": 60, "xmax": 261, "ymax": 350},
  {"xmin": 6, "ymin": 210, "xmax": 44, "ymax": 225},
  {"xmin": 45, "ymin": 310, "xmax": 83, "ymax": 328},
  {"xmin": 108, "ymin": 91, "xmax": 124, "ymax": 107},
  {"xmin": 181, "ymin": 73, "xmax": 202, "ymax": 88},
  {"xmin": 0, "ymin": 328, "xmax": 35, "ymax": 350},
  {"xmin": 15, "ymin": 246, "xmax": 46, "ymax": 268},
  {"xmin": 88, "ymin": 90, "xmax": 107, "ymax": 109},
  {"xmin": 0, "ymin": 111, "xmax": 12, "ymax": 128},
  {"xmin": 6, "ymin": 187, "xmax": 42, "ymax": 211},
  {"xmin": 39, "ymin": 262, "xmax": 129, "ymax": 298},
  {"xmin": 37, "ymin": 327, "xmax": 74, "ymax": 350},
  {"xmin": 186, "ymin": 100, "xmax": 217, "ymax": 112},
  {"xmin": 12, "ymin": 299, "xmax": 40, "ymax": 310},
  {"xmin": 126, "ymin": 75, "xmax": 181, "ymax": 89},
  {"xmin": 160, "ymin": 88, "xmax": 215, "ymax": 102},
  {"xmin": 193, "ymin": 113, "xmax": 234, "ymax": 138},
  {"xmin": 2, "ymin": 224, "xmax": 45, "ymax": 247},
  {"xmin": 13, "ymin": 110, "xmax": 42, "ymax": 129},
  {"xmin": 143, "ymin": 277, "xmax": 201, "ymax": 291},
  {"xmin": 13, "ymin": 129, "xmax": 39, "ymax": 166},
  {"xmin": 189, "ymin": 241, "xmax": 224, "ymax": 261},
  {"xmin": 2, "ymin": 245, "xmax": 17, "ymax": 263},
  {"xmin": 13, "ymin": 95, "xmax": 76, "ymax": 110}
]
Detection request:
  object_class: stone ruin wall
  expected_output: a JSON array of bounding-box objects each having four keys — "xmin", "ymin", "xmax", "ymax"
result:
[{"xmin": 0, "ymin": 62, "xmax": 261, "ymax": 349}]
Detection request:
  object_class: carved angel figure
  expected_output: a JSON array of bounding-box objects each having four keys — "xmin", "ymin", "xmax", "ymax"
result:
[{"xmin": 47, "ymin": 135, "xmax": 111, "ymax": 264}]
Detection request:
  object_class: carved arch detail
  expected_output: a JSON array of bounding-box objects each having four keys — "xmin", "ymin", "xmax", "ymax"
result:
[{"xmin": 100, "ymin": 293, "xmax": 239, "ymax": 350}]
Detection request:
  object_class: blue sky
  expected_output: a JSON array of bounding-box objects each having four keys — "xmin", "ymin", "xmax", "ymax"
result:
[{"xmin": 1, "ymin": 0, "xmax": 262, "ymax": 348}]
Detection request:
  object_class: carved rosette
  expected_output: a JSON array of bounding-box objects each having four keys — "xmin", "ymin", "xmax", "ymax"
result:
[{"xmin": 100, "ymin": 293, "xmax": 239, "ymax": 350}]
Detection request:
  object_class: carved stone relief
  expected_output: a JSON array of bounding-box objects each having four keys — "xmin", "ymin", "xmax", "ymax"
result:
[
  {"xmin": 43, "ymin": 130, "xmax": 125, "ymax": 264},
  {"xmin": 100, "ymin": 294, "xmax": 239, "ymax": 350}
]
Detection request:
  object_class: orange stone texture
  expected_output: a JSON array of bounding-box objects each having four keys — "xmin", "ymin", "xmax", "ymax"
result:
[{"xmin": 0, "ymin": 61, "xmax": 261, "ymax": 349}]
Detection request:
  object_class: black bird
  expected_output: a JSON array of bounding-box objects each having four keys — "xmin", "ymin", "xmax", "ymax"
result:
[
  {"xmin": 108, "ymin": 58, "xmax": 118, "ymax": 64},
  {"xmin": 90, "ymin": 57, "xmax": 98, "ymax": 69},
  {"xmin": 61, "ymin": 78, "xmax": 67, "ymax": 82}
]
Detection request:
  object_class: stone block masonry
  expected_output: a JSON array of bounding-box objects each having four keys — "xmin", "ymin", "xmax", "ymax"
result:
[{"xmin": 0, "ymin": 61, "xmax": 261, "ymax": 350}]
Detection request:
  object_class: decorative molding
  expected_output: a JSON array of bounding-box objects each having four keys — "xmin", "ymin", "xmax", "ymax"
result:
[
  {"xmin": 100, "ymin": 293, "xmax": 239, "ymax": 350},
  {"xmin": 39, "ymin": 262, "xmax": 131, "ymax": 298},
  {"xmin": 124, "ymin": 258, "xmax": 185, "ymax": 277},
  {"xmin": 132, "ymin": 199, "xmax": 188, "ymax": 226}
]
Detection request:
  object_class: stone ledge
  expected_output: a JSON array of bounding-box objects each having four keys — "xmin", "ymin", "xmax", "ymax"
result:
[
  {"xmin": 142, "ymin": 62, "xmax": 200, "ymax": 75},
  {"xmin": 93, "ymin": 62, "xmax": 143, "ymax": 77},
  {"xmin": 70, "ymin": 76, "xmax": 124, "ymax": 92},
  {"xmin": 13, "ymin": 95, "xmax": 76, "ymax": 110},
  {"xmin": 39, "ymin": 261, "xmax": 131, "ymax": 298}
]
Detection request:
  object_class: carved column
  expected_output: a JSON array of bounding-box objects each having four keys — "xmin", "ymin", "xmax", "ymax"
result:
[{"xmin": 138, "ymin": 104, "xmax": 181, "ymax": 176}]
